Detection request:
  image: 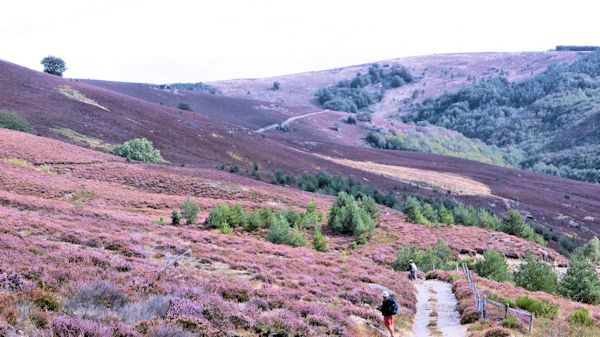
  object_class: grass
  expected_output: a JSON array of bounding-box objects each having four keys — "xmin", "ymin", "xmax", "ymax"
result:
[
  {"xmin": 51, "ymin": 127, "xmax": 114, "ymax": 153},
  {"xmin": 0, "ymin": 110, "xmax": 31, "ymax": 132},
  {"xmin": 1, "ymin": 158, "xmax": 55, "ymax": 174},
  {"xmin": 58, "ymin": 85, "xmax": 109, "ymax": 111}
]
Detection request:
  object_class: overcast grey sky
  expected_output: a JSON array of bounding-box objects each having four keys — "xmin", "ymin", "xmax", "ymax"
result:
[{"xmin": 2, "ymin": 0, "xmax": 598, "ymax": 83}]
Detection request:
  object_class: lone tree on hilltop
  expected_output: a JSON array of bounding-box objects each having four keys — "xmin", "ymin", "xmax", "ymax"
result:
[{"xmin": 41, "ymin": 56, "xmax": 66, "ymax": 76}]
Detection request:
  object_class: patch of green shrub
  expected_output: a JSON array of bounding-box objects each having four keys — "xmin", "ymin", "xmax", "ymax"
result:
[
  {"xmin": 559, "ymin": 257, "xmax": 600, "ymax": 304},
  {"xmin": 177, "ymin": 103, "xmax": 192, "ymax": 111},
  {"xmin": 312, "ymin": 226, "xmax": 328, "ymax": 252},
  {"xmin": 569, "ymin": 308, "xmax": 594, "ymax": 327},
  {"xmin": 171, "ymin": 210, "xmax": 180, "ymax": 226},
  {"xmin": 328, "ymin": 192, "xmax": 379, "ymax": 243},
  {"xmin": 180, "ymin": 197, "xmax": 199, "ymax": 225},
  {"xmin": 514, "ymin": 253, "xmax": 558, "ymax": 294},
  {"xmin": 500, "ymin": 315, "xmax": 519, "ymax": 329},
  {"xmin": 514, "ymin": 296, "xmax": 558, "ymax": 318},
  {"xmin": 0, "ymin": 110, "xmax": 31, "ymax": 132},
  {"xmin": 113, "ymin": 138, "xmax": 163, "ymax": 163},
  {"xmin": 392, "ymin": 240, "xmax": 455, "ymax": 273},
  {"xmin": 473, "ymin": 250, "xmax": 512, "ymax": 282}
]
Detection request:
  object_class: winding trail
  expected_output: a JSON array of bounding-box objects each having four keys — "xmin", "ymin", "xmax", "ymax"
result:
[
  {"xmin": 408, "ymin": 280, "xmax": 465, "ymax": 337},
  {"xmin": 254, "ymin": 109, "xmax": 331, "ymax": 133}
]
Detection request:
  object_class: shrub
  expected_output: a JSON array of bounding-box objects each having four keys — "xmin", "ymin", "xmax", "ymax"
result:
[
  {"xmin": 559, "ymin": 257, "xmax": 600, "ymax": 304},
  {"xmin": 66, "ymin": 281, "xmax": 129, "ymax": 311},
  {"xmin": 180, "ymin": 198, "xmax": 199, "ymax": 225},
  {"xmin": 501, "ymin": 315, "xmax": 519, "ymax": 329},
  {"xmin": 0, "ymin": 110, "xmax": 31, "ymax": 132},
  {"xmin": 272, "ymin": 81, "xmax": 280, "ymax": 90},
  {"xmin": 568, "ymin": 308, "xmax": 594, "ymax": 327},
  {"xmin": 312, "ymin": 226, "xmax": 328, "ymax": 252},
  {"xmin": 484, "ymin": 327, "xmax": 512, "ymax": 337},
  {"xmin": 344, "ymin": 116, "xmax": 357, "ymax": 125},
  {"xmin": 229, "ymin": 165, "xmax": 239, "ymax": 173},
  {"xmin": 32, "ymin": 290, "xmax": 61, "ymax": 311},
  {"xmin": 265, "ymin": 214, "xmax": 292, "ymax": 245},
  {"xmin": 120, "ymin": 295, "xmax": 171, "ymax": 324},
  {"xmin": 356, "ymin": 112, "xmax": 372, "ymax": 122},
  {"xmin": 514, "ymin": 254, "xmax": 558, "ymax": 294},
  {"xmin": 113, "ymin": 138, "xmax": 163, "ymax": 163},
  {"xmin": 473, "ymin": 250, "xmax": 512, "ymax": 282},
  {"xmin": 171, "ymin": 210, "xmax": 180, "ymax": 226},
  {"xmin": 514, "ymin": 296, "xmax": 558, "ymax": 318},
  {"xmin": 393, "ymin": 240, "xmax": 455, "ymax": 273},
  {"xmin": 402, "ymin": 196, "xmax": 429, "ymax": 225},
  {"xmin": 41, "ymin": 55, "xmax": 66, "ymax": 76},
  {"xmin": 582, "ymin": 236, "xmax": 600, "ymax": 264},
  {"xmin": 501, "ymin": 210, "xmax": 536, "ymax": 241},
  {"xmin": 327, "ymin": 192, "xmax": 378, "ymax": 241},
  {"xmin": 271, "ymin": 170, "xmax": 294, "ymax": 185},
  {"xmin": 177, "ymin": 103, "xmax": 192, "ymax": 111},
  {"xmin": 244, "ymin": 210, "xmax": 265, "ymax": 232},
  {"xmin": 287, "ymin": 228, "xmax": 307, "ymax": 247}
]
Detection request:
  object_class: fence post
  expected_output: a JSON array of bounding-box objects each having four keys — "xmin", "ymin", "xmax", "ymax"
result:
[
  {"xmin": 504, "ymin": 303, "xmax": 509, "ymax": 318},
  {"xmin": 482, "ymin": 296, "xmax": 487, "ymax": 319},
  {"xmin": 529, "ymin": 313, "xmax": 535, "ymax": 334}
]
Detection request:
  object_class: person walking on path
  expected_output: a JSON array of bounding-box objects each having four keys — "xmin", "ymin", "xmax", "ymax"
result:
[
  {"xmin": 409, "ymin": 260, "xmax": 418, "ymax": 281},
  {"xmin": 378, "ymin": 291, "xmax": 398, "ymax": 337}
]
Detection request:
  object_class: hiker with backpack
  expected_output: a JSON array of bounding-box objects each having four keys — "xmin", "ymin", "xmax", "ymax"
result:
[
  {"xmin": 409, "ymin": 259, "xmax": 418, "ymax": 281},
  {"xmin": 378, "ymin": 291, "xmax": 398, "ymax": 337}
]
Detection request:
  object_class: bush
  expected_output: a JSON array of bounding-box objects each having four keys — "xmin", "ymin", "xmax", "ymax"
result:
[
  {"xmin": 327, "ymin": 192, "xmax": 378, "ymax": 241},
  {"xmin": 180, "ymin": 198, "xmax": 199, "ymax": 225},
  {"xmin": 0, "ymin": 110, "xmax": 31, "ymax": 132},
  {"xmin": 356, "ymin": 112, "xmax": 372, "ymax": 122},
  {"xmin": 559, "ymin": 257, "xmax": 600, "ymax": 304},
  {"xmin": 501, "ymin": 315, "xmax": 519, "ymax": 329},
  {"xmin": 244, "ymin": 210, "xmax": 266, "ymax": 232},
  {"xmin": 392, "ymin": 240, "xmax": 455, "ymax": 273},
  {"xmin": 514, "ymin": 254, "xmax": 558, "ymax": 294},
  {"xmin": 582, "ymin": 236, "xmax": 600, "ymax": 264},
  {"xmin": 402, "ymin": 196, "xmax": 429, "ymax": 225},
  {"xmin": 66, "ymin": 281, "xmax": 129, "ymax": 311},
  {"xmin": 501, "ymin": 210, "xmax": 536, "ymax": 241},
  {"xmin": 41, "ymin": 56, "xmax": 66, "ymax": 76},
  {"xmin": 32, "ymin": 290, "xmax": 61, "ymax": 311},
  {"xmin": 272, "ymin": 81, "xmax": 280, "ymax": 90},
  {"xmin": 484, "ymin": 327, "xmax": 512, "ymax": 337},
  {"xmin": 568, "ymin": 308, "xmax": 594, "ymax": 327},
  {"xmin": 113, "ymin": 138, "xmax": 163, "ymax": 163},
  {"xmin": 514, "ymin": 296, "xmax": 558, "ymax": 318},
  {"xmin": 312, "ymin": 226, "xmax": 328, "ymax": 252},
  {"xmin": 473, "ymin": 250, "xmax": 512, "ymax": 282},
  {"xmin": 177, "ymin": 103, "xmax": 192, "ymax": 111},
  {"xmin": 265, "ymin": 214, "xmax": 292, "ymax": 245},
  {"xmin": 171, "ymin": 210, "xmax": 180, "ymax": 226}
]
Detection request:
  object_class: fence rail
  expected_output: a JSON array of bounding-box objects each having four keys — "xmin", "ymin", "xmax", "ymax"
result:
[{"xmin": 461, "ymin": 264, "xmax": 535, "ymax": 334}]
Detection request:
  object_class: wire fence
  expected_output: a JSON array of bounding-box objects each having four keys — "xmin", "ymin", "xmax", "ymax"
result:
[{"xmin": 461, "ymin": 263, "xmax": 535, "ymax": 334}]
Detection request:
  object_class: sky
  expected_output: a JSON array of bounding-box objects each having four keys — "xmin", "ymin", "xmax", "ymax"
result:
[{"xmin": 1, "ymin": 0, "xmax": 599, "ymax": 83}]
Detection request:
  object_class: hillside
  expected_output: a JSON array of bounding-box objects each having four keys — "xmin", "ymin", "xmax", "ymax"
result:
[
  {"xmin": 0, "ymin": 128, "xmax": 570, "ymax": 336},
  {"xmin": 403, "ymin": 50, "xmax": 600, "ymax": 183},
  {"xmin": 0, "ymin": 58, "xmax": 599, "ymax": 243}
]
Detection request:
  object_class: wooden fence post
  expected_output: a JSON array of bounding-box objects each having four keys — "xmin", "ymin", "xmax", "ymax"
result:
[
  {"xmin": 482, "ymin": 296, "xmax": 487, "ymax": 319},
  {"xmin": 529, "ymin": 313, "xmax": 535, "ymax": 334},
  {"xmin": 504, "ymin": 303, "xmax": 509, "ymax": 318}
]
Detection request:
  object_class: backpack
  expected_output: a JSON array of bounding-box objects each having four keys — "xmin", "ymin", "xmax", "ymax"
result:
[{"xmin": 382, "ymin": 298, "xmax": 399, "ymax": 316}]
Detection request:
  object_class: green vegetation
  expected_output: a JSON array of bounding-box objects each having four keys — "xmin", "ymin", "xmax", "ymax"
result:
[
  {"xmin": 365, "ymin": 128, "xmax": 523, "ymax": 167},
  {"xmin": 151, "ymin": 82, "xmax": 221, "ymax": 94},
  {"xmin": 272, "ymin": 81, "xmax": 280, "ymax": 90},
  {"xmin": 580, "ymin": 236, "xmax": 600, "ymax": 264},
  {"xmin": 514, "ymin": 254, "xmax": 558, "ymax": 294},
  {"xmin": 296, "ymin": 171, "xmax": 401, "ymax": 209},
  {"xmin": 327, "ymin": 192, "xmax": 379, "ymax": 244},
  {"xmin": 315, "ymin": 63, "xmax": 413, "ymax": 113},
  {"xmin": 403, "ymin": 51, "xmax": 600, "ymax": 183},
  {"xmin": 170, "ymin": 210, "xmax": 180, "ymax": 226},
  {"xmin": 312, "ymin": 226, "xmax": 329, "ymax": 252},
  {"xmin": 205, "ymin": 202, "xmax": 322, "ymax": 250},
  {"xmin": 559, "ymin": 256, "xmax": 600, "ymax": 304},
  {"xmin": 0, "ymin": 110, "xmax": 31, "ymax": 132},
  {"xmin": 177, "ymin": 102, "xmax": 192, "ymax": 111},
  {"xmin": 392, "ymin": 240, "xmax": 455, "ymax": 273},
  {"xmin": 41, "ymin": 55, "xmax": 66, "ymax": 76},
  {"xmin": 473, "ymin": 249, "xmax": 512, "ymax": 282},
  {"xmin": 180, "ymin": 198, "xmax": 199, "ymax": 225},
  {"xmin": 113, "ymin": 138, "xmax": 163, "ymax": 163},
  {"xmin": 568, "ymin": 308, "xmax": 594, "ymax": 327},
  {"xmin": 501, "ymin": 315, "xmax": 518, "ymax": 329},
  {"xmin": 514, "ymin": 296, "xmax": 558, "ymax": 319}
]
